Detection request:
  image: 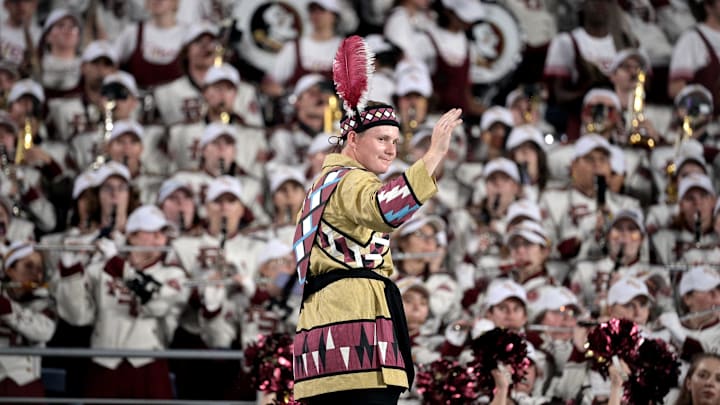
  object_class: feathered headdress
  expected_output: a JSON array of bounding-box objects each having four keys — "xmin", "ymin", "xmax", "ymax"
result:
[{"xmin": 333, "ymin": 35, "xmax": 399, "ymax": 139}]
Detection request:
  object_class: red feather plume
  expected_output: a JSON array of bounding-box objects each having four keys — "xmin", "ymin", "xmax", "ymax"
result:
[{"xmin": 333, "ymin": 35, "xmax": 374, "ymax": 117}]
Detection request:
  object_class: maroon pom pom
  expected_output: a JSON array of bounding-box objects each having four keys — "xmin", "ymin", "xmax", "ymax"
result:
[
  {"xmin": 416, "ymin": 359, "xmax": 480, "ymax": 404},
  {"xmin": 469, "ymin": 328, "xmax": 531, "ymax": 394},
  {"xmin": 585, "ymin": 318, "xmax": 641, "ymax": 378},
  {"xmin": 624, "ymin": 338, "xmax": 680, "ymax": 405},
  {"xmin": 244, "ymin": 333, "xmax": 295, "ymax": 402}
]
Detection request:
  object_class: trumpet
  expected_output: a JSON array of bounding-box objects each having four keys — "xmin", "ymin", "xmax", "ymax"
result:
[
  {"xmin": 92, "ymin": 100, "xmax": 116, "ymax": 169},
  {"xmin": 401, "ymin": 106, "xmax": 419, "ymax": 160},
  {"xmin": 15, "ymin": 117, "xmax": 33, "ymax": 165},
  {"xmin": 627, "ymin": 70, "xmax": 655, "ymax": 149},
  {"xmin": 323, "ymin": 95, "xmax": 342, "ymax": 134}
]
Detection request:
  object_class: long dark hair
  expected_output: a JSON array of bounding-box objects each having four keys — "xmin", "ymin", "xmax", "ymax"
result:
[{"xmin": 675, "ymin": 353, "xmax": 720, "ymax": 405}]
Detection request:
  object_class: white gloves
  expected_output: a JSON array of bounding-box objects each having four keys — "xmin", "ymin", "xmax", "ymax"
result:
[
  {"xmin": 96, "ymin": 238, "xmax": 118, "ymax": 259},
  {"xmin": 658, "ymin": 312, "xmax": 688, "ymax": 345}
]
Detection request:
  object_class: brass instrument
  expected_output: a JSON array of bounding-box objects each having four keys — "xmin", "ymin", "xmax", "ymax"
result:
[
  {"xmin": 220, "ymin": 108, "xmax": 231, "ymax": 125},
  {"xmin": 214, "ymin": 18, "xmax": 234, "ymax": 67},
  {"xmin": 627, "ymin": 70, "xmax": 655, "ymax": 149},
  {"xmin": 15, "ymin": 117, "xmax": 33, "ymax": 164},
  {"xmin": 584, "ymin": 104, "xmax": 609, "ymax": 134},
  {"xmin": 92, "ymin": 100, "xmax": 116, "ymax": 169},
  {"xmin": 323, "ymin": 95, "xmax": 342, "ymax": 134},
  {"xmin": 401, "ymin": 107, "xmax": 419, "ymax": 161},
  {"xmin": 665, "ymin": 160, "xmax": 678, "ymax": 204}
]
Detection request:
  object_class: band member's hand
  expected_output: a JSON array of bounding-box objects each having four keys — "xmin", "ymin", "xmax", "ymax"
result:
[{"xmin": 23, "ymin": 147, "xmax": 52, "ymax": 166}]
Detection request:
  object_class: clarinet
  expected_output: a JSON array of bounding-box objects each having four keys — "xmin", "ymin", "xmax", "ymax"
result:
[
  {"xmin": 177, "ymin": 211, "xmax": 185, "ymax": 233},
  {"xmin": 694, "ymin": 211, "xmax": 702, "ymax": 244},
  {"xmin": 96, "ymin": 204, "xmax": 117, "ymax": 240},
  {"xmin": 219, "ymin": 216, "xmax": 228, "ymax": 250},
  {"xmin": 219, "ymin": 158, "xmax": 226, "ymax": 176}
]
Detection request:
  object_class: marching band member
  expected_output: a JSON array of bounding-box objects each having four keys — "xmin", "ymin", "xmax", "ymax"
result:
[
  {"xmin": 46, "ymin": 40, "xmax": 118, "ymax": 144},
  {"xmin": 657, "ymin": 266, "xmax": 720, "ymax": 362},
  {"xmin": 393, "ymin": 214, "xmax": 461, "ymax": 332},
  {"xmin": 113, "ymin": 0, "xmax": 186, "ymax": 89},
  {"xmin": 267, "ymin": 74, "xmax": 331, "ymax": 168},
  {"xmin": 505, "ymin": 220, "xmax": 555, "ymax": 295},
  {"xmin": 505, "ymin": 125, "xmax": 550, "ymax": 202},
  {"xmin": 572, "ymin": 209, "xmax": 672, "ymax": 312},
  {"xmin": 0, "ymin": 242, "xmax": 55, "ymax": 398},
  {"xmin": 540, "ymin": 134, "xmax": 640, "ymax": 261},
  {"xmin": 0, "ymin": 0, "xmax": 41, "ymax": 70},
  {"xmin": 651, "ymin": 173, "xmax": 718, "ymax": 265},
  {"xmin": 55, "ymin": 205, "xmax": 189, "ymax": 400},
  {"xmin": 263, "ymin": 0, "xmax": 342, "ymax": 92},
  {"xmin": 38, "ymin": 9, "xmax": 82, "ymax": 98},
  {"xmin": 168, "ymin": 64, "xmax": 268, "ymax": 179},
  {"xmin": 156, "ymin": 178, "xmax": 200, "ymax": 237}
]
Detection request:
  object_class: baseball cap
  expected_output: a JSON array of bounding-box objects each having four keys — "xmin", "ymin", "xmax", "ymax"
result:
[
  {"xmin": 309, "ymin": 0, "xmax": 341, "ymax": 13},
  {"xmin": 72, "ymin": 170, "xmax": 99, "ymax": 199},
  {"xmin": 379, "ymin": 160, "xmax": 409, "ymax": 182},
  {"xmin": 483, "ymin": 157, "xmax": 521, "ymax": 183},
  {"xmin": 365, "ymin": 34, "xmax": 393, "ymax": 55},
  {"xmin": 485, "ymin": 278, "xmax": 527, "ymax": 307},
  {"xmin": 157, "ymin": 178, "xmax": 192, "ymax": 205},
  {"xmin": 103, "ymin": 71, "xmax": 139, "ymax": 97},
  {"xmin": 82, "ymin": 40, "xmax": 118, "ymax": 64},
  {"xmin": 528, "ymin": 285, "xmax": 580, "ymax": 322},
  {"xmin": 409, "ymin": 126, "xmax": 433, "ymax": 149},
  {"xmin": 608, "ymin": 276, "xmax": 651, "ymax": 305},
  {"xmin": 506, "ymin": 125, "xmax": 546, "ymax": 151},
  {"xmin": 206, "ymin": 176, "xmax": 243, "ymax": 202},
  {"xmin": 109, "ymin": 120, "xmax": 143, "ymax": 143},
  {"xmin": 8, "ymin": 79, "xmax": 45, "ymax": 104},
  {"xmin": 95, "ymin": 161, "xmax": 131, "ymax": 185},
  {"xmin": 43, "ymin": 9, "xmax": 79, "ymax": 34},
  {"xmin": 609, "ymin": 208, "xmax": 646, "ymax": 235},
  {"xmin": 505, "ymin": 220, "xmax": 550, "ymax": 247},
  {"xmin": 441, "ymin": 0, "xmax": 485, "ymax": 24},
  {"xmin": 182, "ymin": 22, "xmax": 218, "ymax": 47},
  {"xmin": 269, "ymin": 168, "xmax": 306, "ymax": 194},
  {"xmin": 397, "ymin": 214, "xmax": 447, "ymax": 243},
  {"xmin": 204, "ymin": 64, "xmax": 240, "ymax": 87},
  {"xmin": 4, "ymin": 242, "xmax": 34, "ymax": 271},
  {"xmin": 126, "ymin": 205, "xmax": 171, "ymax": 234},
  {"xmin": 678, "ymin": 173, "xmax": 715, "ymax": 200},
  {"xmin": 307, "ymin": 133, "xmax": 334, "ymax": 155},
  {"xmin": 675, "ymin": 154, "xmax": 707, "ymax": 175},
  {"xmin": 609, "ymin": 144, "xmax": 626, "ymax": 175},
  {"xmin": 396, "ymin": 277, "xmax": 430, "ymax": 300},
  {"xmin": 583, "ymin": 88, "xmax": 621, "ymax": 111},
  {"xmin": 573, "ymin": 134, "xmax": 612, "ymax": 160},
  {"xmin": 506, "ymin": 199, "xmax": 542, "ymax": 225},
  {"xmin": 292, "ymin": 74, "xmax": 325, "ymax": 99},
  {"xmin": 395, "ymin": 61, "xmax": 432, "ymax": 98},
  {"xmin": 481, "ymin": 106, "xmax": 514, "ymax": 131},
  {"xmin": 679, "ymin": 266, "xmax": 720, "ymax": 296},
  {"xmin": 608, "ymin": 48, "xmax": 650, "ymax": 73},
  {"xmin": 199, "ymin": 123, "xmax": 236, "ymax": 149},
  {"xmin": 0, "ymin": 111, "xmax": 18, "ymax": 134},
  {"xmin": 256, "ymin": 238, "xmax": 293, "ymax": 268}
]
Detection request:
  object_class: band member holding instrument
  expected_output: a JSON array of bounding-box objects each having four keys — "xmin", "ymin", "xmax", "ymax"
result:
[
  {"xmin": 572, "ymin": 209, "xmax": 672, "ymax": 312},
  {"xmin": 0, "ymin": 242, "xmax": 55, "ymax": 399},
  {"xmin": 658, "ymin": 266, "xmax": 720, "ymax": 362},
  {"xmin": 541, "ymin": 135, "xmax": 640, "ymax": 261},
  {"xmin": 267, "ymin": 74, "xmax": 332, "ymax": 168},
  {"xmin": 55, "ymin": 205, "xmax": 189, "ymax": 400},
  {"xmin": 651, "ymin": 173, "xmax": 718, "ymax": 265},
  {"xmin": 393, "ymin": 214, "xmax": 461, "ymax": 333},
  {"xmin": 505, "ymin": 220, "xmax": 554, "ymax": 296},
  {"xmin": 168, "ymin": 63, "xmax": 268, "ymax": 179},
  {"xmin": 156, "ymin": 179, "xmax": 199, "ymax": 237},
  {"xmin": 505, "ymin": 125, "xmax": 550, "ymax": 202}
]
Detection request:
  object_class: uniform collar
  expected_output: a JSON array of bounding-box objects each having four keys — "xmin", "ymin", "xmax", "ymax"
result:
[{"xmin": 321, "ymin": 153, "xmax": 366, "ymax": 172}]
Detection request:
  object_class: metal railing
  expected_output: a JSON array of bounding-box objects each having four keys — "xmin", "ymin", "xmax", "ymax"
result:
[{"xmin": 0, "ymin": 347, "xmax": 256, "ymax": 405}]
